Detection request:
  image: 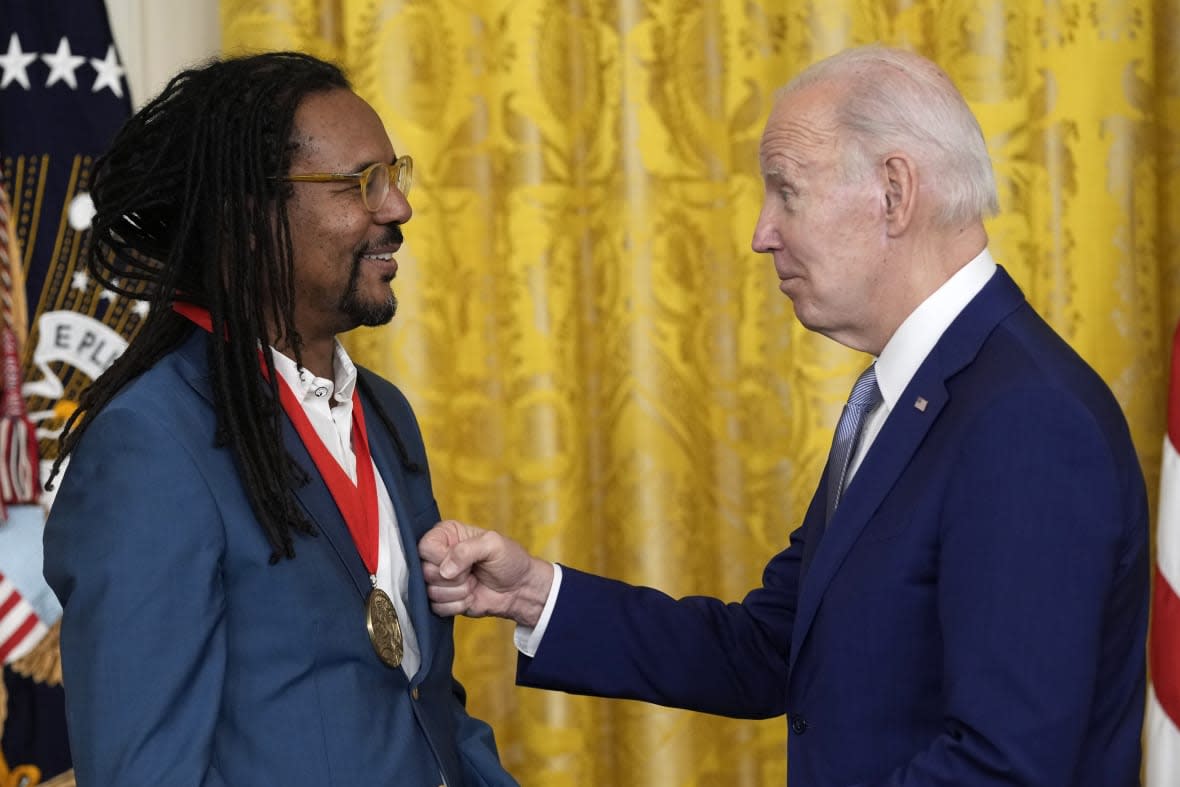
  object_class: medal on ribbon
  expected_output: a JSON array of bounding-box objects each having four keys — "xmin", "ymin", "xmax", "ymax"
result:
[
  {"xmin": 175, "ymin": 303, "xmax": 405, "ymax": 669},
  {"xmin": 275, "ymin": 364, "xmax": 405, "ymax": 669},
  {"xmin": 365, "ymin": 585, "xmax": 404, "ymax": 669}
]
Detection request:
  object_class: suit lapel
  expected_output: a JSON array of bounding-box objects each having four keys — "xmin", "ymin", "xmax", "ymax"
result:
[
  {"xmin": 281, "ymin": 416, "xmax": 374, "ymax": 601},
  {"xmin": 178, "ymin": 337, "xmax": 438, "ymax": 674},
  {"xmin": 788, "ymin": 374, "xmax": 949, "ymax": 668},
  {"xmin": 787, "ymin": 266, "xmax": 1027, "ymax": 670},
  {"xmin": 358, "ymin": 386, "xmax": 437, "ymax": 677},
  {"xmin": 796, "ymin": 483, "xmax": 828, "ymax": 586},
  {"xmin": 173, "ymin": 332, "xmax": 374, "ymax": 600}
]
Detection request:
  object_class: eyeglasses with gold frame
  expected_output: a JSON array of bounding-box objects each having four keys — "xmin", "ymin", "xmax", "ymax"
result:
[{"xmin": 281, "ymin": 155, "xmax": 412, "ymax": 212}]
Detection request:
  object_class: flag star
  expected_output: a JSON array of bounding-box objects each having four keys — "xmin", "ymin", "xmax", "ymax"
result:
[
  {"xmin": 71, "ymin": 270, "xmax": 90, "ymax": 291},
  {"xmin": 89, "ymin": 45, "xmax": 125, "ymax": 98},
  {"xmin": 42, "ymin": 37, "xmax": 85, "ymax": 90},
  {"xmin": 68, "ymin": 192, "xmax": 96, "ymax": 231},
  {"xmin": 131, "ymin": 300, "xmax": 150, "ymax": 318},
  {"xmin": 0, "ymin": 33, "xmax": 38, "ymax": 90},
  {"xmin": 98, "ymin": 287, "xmax": 116, "ymax": 303}
]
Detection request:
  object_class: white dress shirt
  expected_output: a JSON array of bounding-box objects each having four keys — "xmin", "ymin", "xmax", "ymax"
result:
[
  {"xmin": 516, "ymin": 248, "xmax": 999, "ymax": 658},
  {"xmin": 271, "ymin": 343, "xmax": 422, "ymax": 678},
  {"xmin": 845, "ymin": 248, "xmax": 997, "ymax": 484}
]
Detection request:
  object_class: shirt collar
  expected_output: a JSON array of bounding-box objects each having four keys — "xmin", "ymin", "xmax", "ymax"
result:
[
  {"xmin": 269, "ymin": 340, "xmax": 358, "ymax": 404},
  {"xmin": 873, "ymin": 248, "xmax": 997, "ymax": 409}
]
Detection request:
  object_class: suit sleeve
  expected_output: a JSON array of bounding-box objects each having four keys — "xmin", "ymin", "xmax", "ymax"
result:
[
  {"xmin": 43, "ymin": 405, "xmax": 228, "ymax": 787},
  {"xmin": 860, "ymin": 387, "xmax": 1148, "ymax": 786},
  {"xmin": 515, "ymin": 525, "xmax": 804, "ymax": 719}
]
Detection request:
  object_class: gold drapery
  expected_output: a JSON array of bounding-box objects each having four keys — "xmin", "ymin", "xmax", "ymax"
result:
[{"xmin": 222, "ymin": 2, "xmax": 1180, "ymax": 784}]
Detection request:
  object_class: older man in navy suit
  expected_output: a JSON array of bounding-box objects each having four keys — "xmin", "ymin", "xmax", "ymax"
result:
[{"xmin": 419, "ymin": 45, "xmax": 1149, "ymax": 786}]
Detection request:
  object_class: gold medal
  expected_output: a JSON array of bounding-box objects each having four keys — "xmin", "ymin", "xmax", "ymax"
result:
[{"xmin": 365, "ymin": 587, "xmax": 404, "ymax": 669}]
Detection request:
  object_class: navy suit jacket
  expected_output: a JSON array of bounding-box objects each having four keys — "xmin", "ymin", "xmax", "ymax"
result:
[
  {"xmin": 44, "ymin": 330, "xmax": 517, "ymax": 787},
  {"xmin": 517, "ymin": 267, "xmax": 1149, "ymax": 786}
]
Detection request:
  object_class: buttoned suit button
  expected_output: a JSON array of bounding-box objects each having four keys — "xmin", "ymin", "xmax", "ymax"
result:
[
  {"xmin": 411, "ymin": 686, "xmax": 420, "ymax": 700},
  {"xmin": 790, "ymin": 715, "xmax": 808, "ymax": 734}
]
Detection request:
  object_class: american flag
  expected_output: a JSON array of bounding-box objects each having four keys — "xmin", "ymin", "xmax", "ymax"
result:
[{"xmin": 1147, "ymin": 319, "xmax": 1180, "ymax": 785}]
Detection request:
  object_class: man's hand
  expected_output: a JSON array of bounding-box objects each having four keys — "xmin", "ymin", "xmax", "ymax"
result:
[{"xmin": 419, "ymin": 520, "xmax": 554, "ymax": 627}]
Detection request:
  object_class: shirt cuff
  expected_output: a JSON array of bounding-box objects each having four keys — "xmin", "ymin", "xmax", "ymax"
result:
[{"xmin": 513, "ymin": 563, "xmax": 563, "ymax": 657}]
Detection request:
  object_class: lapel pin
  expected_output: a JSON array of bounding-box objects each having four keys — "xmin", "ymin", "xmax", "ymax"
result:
[{"xmin": 914, "ymin": 396, "xmax": 928, "ymax": 412}]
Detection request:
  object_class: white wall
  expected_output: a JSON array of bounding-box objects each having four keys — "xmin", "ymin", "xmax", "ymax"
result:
[{"xmin": 104, "ymin": 0, "xmax": 221, "ymax": 108}]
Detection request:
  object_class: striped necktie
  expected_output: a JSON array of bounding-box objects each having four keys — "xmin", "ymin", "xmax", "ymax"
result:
[{"xmin": 825, "ymin": 364, "xmax": 882, "ymax": 522}]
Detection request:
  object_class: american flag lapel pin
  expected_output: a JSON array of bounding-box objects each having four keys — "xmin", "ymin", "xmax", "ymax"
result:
[{"xmin": 914, "ymin": 396, "xmax": 928, "ymax": 412}]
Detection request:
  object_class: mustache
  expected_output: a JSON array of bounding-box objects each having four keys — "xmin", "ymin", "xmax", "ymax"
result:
[{"xmin": 359, "ymin": 224, "xmax": 404, "ymax": 254}]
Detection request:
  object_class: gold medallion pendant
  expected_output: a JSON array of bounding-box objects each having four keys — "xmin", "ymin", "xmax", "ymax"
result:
[{"xmin": 365, "ymin": 587, "xmax": 404, "ymax": 669}]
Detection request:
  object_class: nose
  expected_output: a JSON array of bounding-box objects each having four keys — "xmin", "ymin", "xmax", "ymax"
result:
[
  {"xmin": 373, "ymin": 186, "xmax": 412, "ymax": 225},
  {"xmin": 750, "ymin": 199, "xmax": 780, "ymax": 254}
]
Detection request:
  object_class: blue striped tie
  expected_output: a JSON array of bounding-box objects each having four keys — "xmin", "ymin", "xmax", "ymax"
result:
[{"xmin": 825, "ymin": 364, "xmax": 882, "ymax": 522}]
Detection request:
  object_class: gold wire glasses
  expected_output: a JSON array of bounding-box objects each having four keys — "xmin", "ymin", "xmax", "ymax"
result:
[{"xmin": 281, "ymin": 155, "xmax": 413, "ymax": 212}]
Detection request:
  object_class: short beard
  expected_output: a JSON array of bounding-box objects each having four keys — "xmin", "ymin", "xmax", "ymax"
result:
[{"xmin": 340, "ymin": 258, "xmax": 397, "ymax": 327}]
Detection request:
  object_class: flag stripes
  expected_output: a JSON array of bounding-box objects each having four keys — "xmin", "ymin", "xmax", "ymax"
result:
[
  {"xmin": 0, "ymin": 577, "xmax": 47, "ymax": 664},
  {"xmin": 1147, "ymin": 320, "xmax": 1180, "ymax": 786}
]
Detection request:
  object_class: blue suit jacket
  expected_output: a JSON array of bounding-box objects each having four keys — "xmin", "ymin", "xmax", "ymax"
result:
[
  {"xmin": 44, "ymin": 330, "xmax": 518, "ymax": 787},
  {"xmin": 517, "ymin": 267, "xmax": 1149, "ymax": 786}
]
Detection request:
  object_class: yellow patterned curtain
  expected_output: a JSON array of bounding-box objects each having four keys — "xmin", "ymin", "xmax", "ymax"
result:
[{"xmin": 222, "ymin": 2, "xmax": 1179, "ymax": 784}]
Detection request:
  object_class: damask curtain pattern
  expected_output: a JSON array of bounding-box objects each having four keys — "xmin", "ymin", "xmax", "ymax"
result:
[{"xmin": 222, "ymin": 2, "xmax": 1179, "ymax": 785}]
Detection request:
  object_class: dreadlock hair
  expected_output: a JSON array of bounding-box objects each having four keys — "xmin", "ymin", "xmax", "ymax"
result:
[{"xmin": 48, "ymin": 51, "xmax": 351, "ymax": 562}]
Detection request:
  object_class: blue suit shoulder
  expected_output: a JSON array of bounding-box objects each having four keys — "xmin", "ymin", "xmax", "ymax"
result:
[{"xmin": 969, "ymin": 302, "xmax": 1139, "ymax": 452}]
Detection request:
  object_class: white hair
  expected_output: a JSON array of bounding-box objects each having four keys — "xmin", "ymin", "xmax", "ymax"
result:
[{"xmin": 782, "ymin": 45, "xmax": 1000, "ymax": 226}]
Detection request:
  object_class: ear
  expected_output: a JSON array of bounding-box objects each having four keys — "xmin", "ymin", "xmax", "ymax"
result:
[{"xmin": 881, "ymin": 154, "xmax": 917, "ymax": 237}]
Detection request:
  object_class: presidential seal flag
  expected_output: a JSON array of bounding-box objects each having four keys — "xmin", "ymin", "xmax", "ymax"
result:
[{"xmin": 1, "ymin": 0, "xmax": 134, "ymax": 782}]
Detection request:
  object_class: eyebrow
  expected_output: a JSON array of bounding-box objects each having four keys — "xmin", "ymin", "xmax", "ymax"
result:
[
  {"xmin": 333, "ymin": 155, "xmax": 397, "ymax": 175},
  {"xmin": 761, "ymin": 149, "xmax": 814, "ymax": 179},
  {"xmin": 761, "ymin": 165, "xmax": 798, "ymax": 184}
]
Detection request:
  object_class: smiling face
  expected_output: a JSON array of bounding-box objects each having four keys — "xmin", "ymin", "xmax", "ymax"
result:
[
  {"xmin": 751, "ymin": 82, "xmax": 894, "ymax": 354},
  {"xmin": 283, "ymin": 88, "xmax": 411, "ymax": 343}
]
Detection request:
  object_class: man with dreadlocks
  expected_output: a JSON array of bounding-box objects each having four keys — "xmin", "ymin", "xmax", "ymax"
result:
[{"xmin": 41, "ymin": 52, "xmax": 517, "ymax": 787}]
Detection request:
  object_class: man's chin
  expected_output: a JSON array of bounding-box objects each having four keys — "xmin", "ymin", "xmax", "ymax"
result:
[
  {"xmin": 789, "ymin": 301, "xmax": 823, "ymax": 334},
  {"xmin": 359, "ymin": 303, "xmax": 397, "ymax": 327},
  {"xmin": 344, "ymin": 295, "xmax": 397, "ymax": 328},
  {"xmin": 360, "ymin": 310, "xmax": 396, "ymax": 328}
]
